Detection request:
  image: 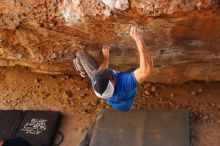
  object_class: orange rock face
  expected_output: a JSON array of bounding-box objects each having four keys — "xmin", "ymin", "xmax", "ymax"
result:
[{"xmin": 0, "ymin": 0, "xmax": 219, "ymax": 83}]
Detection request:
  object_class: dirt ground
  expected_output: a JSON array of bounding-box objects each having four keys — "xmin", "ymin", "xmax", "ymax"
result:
[{"xmin": 0, "ymin": 66, "xmax": 220, "ymax": 146}]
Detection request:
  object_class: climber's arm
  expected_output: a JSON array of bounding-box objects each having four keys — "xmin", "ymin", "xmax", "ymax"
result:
[
  {"xmin": 98, "ymin": 45, "xmax": 110, "ymax": 70},
  {"xmin": 130, "ymin": 27, "xmax": 153, "ymax": 84}
]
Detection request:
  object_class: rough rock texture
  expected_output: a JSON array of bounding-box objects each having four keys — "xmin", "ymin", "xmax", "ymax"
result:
[{"xmin": 0, "ymin": 0, "xmax": 220, "ymax": 83}]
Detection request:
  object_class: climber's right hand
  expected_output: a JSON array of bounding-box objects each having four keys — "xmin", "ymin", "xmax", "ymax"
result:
[{"xmin": 130, "ymin": 26, "xmax": 143, "ymax": 42}]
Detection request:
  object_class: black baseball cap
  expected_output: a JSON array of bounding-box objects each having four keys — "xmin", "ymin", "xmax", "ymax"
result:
[{"xmin": 93, "ymin": 70, "xmax": 114, "ymax": 99}]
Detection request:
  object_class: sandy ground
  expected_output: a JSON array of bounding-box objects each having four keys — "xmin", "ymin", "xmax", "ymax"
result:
[{"xmin": 0, "ymin": 66, "xmax": 220, "ymax": 146}]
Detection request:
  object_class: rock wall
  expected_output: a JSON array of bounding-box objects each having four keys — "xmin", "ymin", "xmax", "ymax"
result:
[{"xmin": 0, "ymin": 0, "xmax": 220, "ymax": 83}]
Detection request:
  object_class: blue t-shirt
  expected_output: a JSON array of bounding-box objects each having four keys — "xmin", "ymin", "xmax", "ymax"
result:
[{"xmin": 92, "ymin": 69, "xmax": 138, "ymax": 112}]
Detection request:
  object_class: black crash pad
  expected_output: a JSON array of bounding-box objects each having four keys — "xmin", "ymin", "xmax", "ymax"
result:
[
  {"xmin": 0, "ymin": 110, "xmax": 61, "ymax": 146},
  {"xmin": 0, "ymin": 110, "xmax": 23, "ymax": 140},
  {"xmin": 90, "ymin": 109, "xmax": 190, "ymax": 146},
  {"xmin": 15, "ymin": 110, "xmax": 61, "ymax": 146}
]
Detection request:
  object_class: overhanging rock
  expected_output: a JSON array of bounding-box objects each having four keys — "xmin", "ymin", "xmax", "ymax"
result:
[{"xmin": 0, "ymin": 0, "xmax": 219, "ymax": 83}]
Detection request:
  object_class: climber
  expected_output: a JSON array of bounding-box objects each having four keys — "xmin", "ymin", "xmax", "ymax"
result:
[{"xmin": 73, "ymin": 27, "xmax": 153, "ymax": 112}]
